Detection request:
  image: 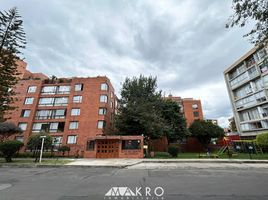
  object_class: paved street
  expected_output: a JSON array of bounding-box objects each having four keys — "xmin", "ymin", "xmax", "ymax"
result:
[{"xmin": 1, "ymin": 163, "xmax": 268, "ymax": 200}]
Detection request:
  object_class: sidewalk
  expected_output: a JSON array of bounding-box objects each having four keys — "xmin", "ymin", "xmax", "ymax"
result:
[{"xmin": 65, "ymin": 158, "xmax": 268, "ymax": 168}]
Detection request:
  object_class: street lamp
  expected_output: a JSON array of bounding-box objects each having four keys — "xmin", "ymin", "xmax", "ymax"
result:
[{"xmin": 39, "ymin": 136, "xmax": 47, "ymax": 163}]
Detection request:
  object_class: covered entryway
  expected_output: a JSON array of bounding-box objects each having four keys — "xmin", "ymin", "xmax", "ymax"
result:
[{"xmin": 96, "ymin": 139, "xmax": 119, "ymax": 158}]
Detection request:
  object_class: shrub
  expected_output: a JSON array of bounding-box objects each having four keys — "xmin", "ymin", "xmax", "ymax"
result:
[
  {"xmin": 168, "ymin": 146, "xmax": 178, "ymax": 157},
  {"xmin": 0, "ymin": 140, "xmax": 24, "ymax": 162},
  {"xmin": 58, "ymin": 146, "xmax": 70, "ymax": 156},
  {"xmin": 256, "ymin": 132, "xmax": 268, "ymax": 147}
]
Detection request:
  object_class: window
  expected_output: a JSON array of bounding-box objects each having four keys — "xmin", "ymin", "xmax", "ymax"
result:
[
  {"xmin": 67, "ymin": 135, "xmax": 77, "ymax": 144},
  {"xmin": 54, "ymin": 109, "xmax": 66, "ymax": 119},
  {"xmin": 27, "ymin": 86, "xmax": 37, "ymax": 93},
  {"xmin": 18, "ymin": 122, "xmax": 27, "ymax": 131},
  {"xmin": 54, "ymin": 97, "xmax": 68, "ymax": 106},
  {"xmin": 15, "ymin": 136, "xmax": 24, "ymax": 142},
  {"xmin": 100, "ymin": 95, "xmax": 108, "ymax": 103},
  {"xmin": 71, "ymin": 108, "xmax": 80, "ymax": 116},
  {"xmin": 192, "ymin": 104, "xmax": 198, "ymax": 109},
  {"xmin": 74, "ymin": 84, "xmax": 83, "ymax": 91},
  {"xmin": 41, "ymin": 86, "xmax": 56, "ymax": 94},
  {"xmin": 52, "ymin": 136, "xmax": 63, "ymax": 147},
  {"xmin": 193, "ymin": 111, "xmax": 199, "ymax": 117},
  {"xmin": 87, "ymin": 140, "xmax": 95, "ymax": 151},
  {"xmin": 35, "ymin": 110, "xmax": 52, "ymax": 119},
  {"xmin": 73, "ymin": 95, "xmax": 82, "ymax": 103},
  {"xmin": 110, "ymin": 101, "xmax": 113, "ymax": 108},
  {"xmin": 21, "ymin": 110, "xmax": 31, "ymax": 118},
  {"xmin": 32, "ymin": 122, "xmax": 65, "ymax": 132},
  {"xmin": 101, "ymin": 83, "xmax": 108, "ymax": 91},
  {"xmin": 24, "ymin": 97, "xmax": 34, "ymax": 105},
  {"xmin": 38, "ymin": 98, "xmax": 54, "ymax": 106},
  {"xmin": 98, "ymin": 108, "xmax": 107, "ymax": 115},
  {"xmin": 97, "ymin": 120, "xmax": 106, "ymax": 129},
  {"xmin": 69, "ymin": 121, "xmax": 79, "ymax": 129},
  {"xmin": 122, "ymin": 140, "xmax": 141, "ymax": 150},
  {"xmin": 57, "ymin": 86, "xmax": 70, "ymax": 94},
  {"xmin": 41, "ymin": 86, "xmax": 70, "ymax": 94}
]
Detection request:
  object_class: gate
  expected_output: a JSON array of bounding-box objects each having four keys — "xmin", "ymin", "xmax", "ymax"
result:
[{"xmin": 96, "ymin": 139, "xmax": 119, "ymax": 158}]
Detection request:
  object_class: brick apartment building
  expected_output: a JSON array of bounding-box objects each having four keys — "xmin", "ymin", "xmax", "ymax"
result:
[
  {"xmin": 5, "ymin": 62, "xmax": 143, "ymax": 158},
  {"xmin": 166, "ymin": 94, "xmax": 204, "ymax": 127},
  {"xmin": 224, "ymin": 44, "xmax": 268, "ymax": 138}
]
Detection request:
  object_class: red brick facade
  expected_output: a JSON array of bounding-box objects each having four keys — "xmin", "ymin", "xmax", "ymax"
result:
[
  {"xmin": 166, "ymin": 95, "xmax": 204, "ymax": 127},
  {"xmin": 6, "ymin": 62, "xmax": 144, "ymax": 158}
]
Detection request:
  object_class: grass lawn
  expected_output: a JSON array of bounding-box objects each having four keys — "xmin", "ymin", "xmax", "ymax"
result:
[
  {"xmin": 0, "ymin": 158, "xmax": 73, "ymax": 165},
  {"xmin": 153, "ymin": 152, "xmax": 268, "ymax": 160}
]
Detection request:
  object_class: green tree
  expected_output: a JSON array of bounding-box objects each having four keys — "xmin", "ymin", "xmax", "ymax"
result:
[
  {"xmin": 160, "ymin": 99, "xmax": 188, "ymax": 143},
  {"xmin": 27, "ymin": 133, "xmax": 52, "ymax": 161},
  {"xmin": 189, "ymin": 120, "xmax": 224, "ymax": 150},
  {"xmin": 0, "ymin": 7, "xmax": 26, "ymax": 121},
  {"xmin": 226, "ymin": 0, "xmax": 268, "ymax": 44},
  {"xmin": 256, "ymin": 132, "xmax": 268, "ymax": 147},
  {"xmin": 115, "ymin": 75, "xmax": 165, "ymax": 140},
  {"xmin": 0, "ymin": 122, "xmax": 22, "ymax": 142},
  {"xmin": 0, "ymin": 140, "xmax": 23, "ymax": 162}
]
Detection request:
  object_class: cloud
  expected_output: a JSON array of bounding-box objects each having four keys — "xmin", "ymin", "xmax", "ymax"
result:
[{"xmin": 1, "ymin": 0, "xmax": 254, "ymax": 127}]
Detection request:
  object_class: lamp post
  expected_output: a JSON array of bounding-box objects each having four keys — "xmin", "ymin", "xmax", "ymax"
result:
[{"xmin": 39, "ymin": 136, "xmax": 46, "ymax": 163}]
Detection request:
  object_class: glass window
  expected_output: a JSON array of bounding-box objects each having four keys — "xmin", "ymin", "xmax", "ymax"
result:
[
  {"xmin": 24, "ymin": 97, "xmax": 34, "ymax": 105},
  {"xmin": 27, "ymin": 86, "xmax": 37, "ymax": 93},
  {"xmin": 97, "ymin": 120, "xmax": 106, "ymax": 129},
  {"xmin": 74, "ymin": 84, "xmax": 83, "ymax": 91},
  {"xmin": 100, "ymin": 95, "xmax": 108, "ymax": 103},
  {"xmin": 98, "ymin": 108, "xmax": 107, "ymax": 115},
  {"xmin": 192, "ymin": 104, "xmax": 198, "ymax": 109},
  {"xmin": 58, "ymin": 86, "xmax": 70, "ymax": 94},
  {"xmin": 15, "ymin": 136, "xmax": 24, "ymax": 142},
  {"xmin": 122, "ymin": 140, "xmax": 141, "ymax": 150},
  {"xmin": 67, "ymin": 135, "xmax": 77, "ymax": 144},
  {"xmin": 101, "ymin": 83, "xmax": 108, "ymax": 91},
  {"xmin": 41, "ymin": 86, "xmax": 56, "ymax": 94},
  {"xmin": 21, "ymin": 110, "xmax": 31, "ymax": 117},
  {"xmin": 54, "ymin": 97, "xmax": 68, "ymax": 106},
  {"xmin": 32, "ymin": 123, "xmax": 43, "ymax": 132},
  {"xmin": 52, "ymin": 136, "xmax": 62, "ymax": 147},
  {"xmin": 71, "ymin": 108, "xmax": 80, "ymax": 116},
  {"xmin": 193, "ymin": 111, "xmax": 199, "ymax": 117},
  {"xmin": 87, "ymin": 140, "xmax": 95, "ymax": 151},
  {"xmin": 18, "ymin": 122, "xmax": 27, "ymax": 131},
  {"xmin": 35, "ymin": 110, "xmax": 52, "ymax": 119},
  {"xmin": 38, "ymin": 98, "xmax": 54, "ymax": 106},
  {"xmin": 69, "ymin": 121, "xmax": 79, "ymax": 129},
  {"xmin": 54, "ymin": 109, "xmax": 66, "ymax": 119},
  {"xmin": 73, "ymin": 95, "xmax": 82, "ymax": 103},
  {"xmin": 50, "ymin": 122, "xmax": 59, "ymax": 132}
]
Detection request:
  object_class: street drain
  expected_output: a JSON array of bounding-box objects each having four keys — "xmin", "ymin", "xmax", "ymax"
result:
[{"xmin": 0, "ymin": 184, "xmax": 12, "ymax": 191}]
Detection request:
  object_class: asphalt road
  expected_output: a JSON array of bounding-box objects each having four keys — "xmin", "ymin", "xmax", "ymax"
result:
[{"xmin": 1, "ymin": 163, "xmax": 268, "ymax": 200}]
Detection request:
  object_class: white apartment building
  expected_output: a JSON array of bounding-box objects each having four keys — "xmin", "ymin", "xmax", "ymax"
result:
[{"xmin": 224, "ymin": 44, "xmax": 268, "ymax": 138}]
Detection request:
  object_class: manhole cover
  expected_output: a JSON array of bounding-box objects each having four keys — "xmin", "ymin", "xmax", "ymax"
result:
[{"xmin": 0, "ymin": 184, "xmax": 12, "ymax": 191}]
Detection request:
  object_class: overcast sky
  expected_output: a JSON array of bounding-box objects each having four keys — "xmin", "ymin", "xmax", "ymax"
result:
[{"xmin": 2, "ymin": 0, "xmax": 254, "ymax": 127}]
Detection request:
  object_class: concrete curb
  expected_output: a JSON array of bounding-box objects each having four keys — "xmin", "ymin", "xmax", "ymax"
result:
[
  {"xmin": 142, "ymin": 159, "xmax": 268, "ymax": 164},
  {"xmin": 1, "ymin": 159, "xmax": 268, "ymax": 168}
]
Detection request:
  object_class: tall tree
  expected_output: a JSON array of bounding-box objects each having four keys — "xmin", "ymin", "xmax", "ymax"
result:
[
  {"xmin": 0, "ymin": 7, "xmax": 26, "ymax": 121},
  {"xmin": 226, "ymin": 0, "xmax": 268, "ymax": 44},
  {"xmin": 159, "ymin": 99, "xmax": 188, "ymax": 143},
  {"xmin": 189, "ymin": 120, "xmax": 224, "ymax": 150},
  {"xmin": 115, "ymin": 75, "xmax": 165, "ymax": 140}
]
